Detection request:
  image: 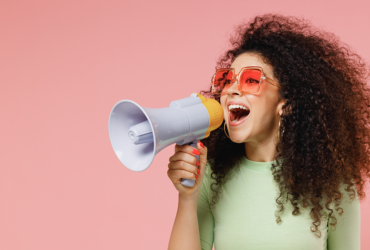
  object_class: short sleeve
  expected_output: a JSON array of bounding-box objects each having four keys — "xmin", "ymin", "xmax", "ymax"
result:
[
  {"xmin": 197, "ymin": 162, "xmax": 215, "ymax": 250},
  {"xmin": 327, "ymin": 183, "xmax": 361, "ymax": 250}
]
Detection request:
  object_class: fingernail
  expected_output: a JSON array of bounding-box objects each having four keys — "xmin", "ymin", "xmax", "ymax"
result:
[
  {"xmin": 199, "ymin": 141, "xmax": 204, "ymax": 148},
  {"xmin": 195, "ymin": 174, "xmax": 198, "ymax": 179},
  {"xmin": 197, "ymin": 169, "xmax": 200, "ymax": 174},
  {"xmin": 192, "ymin": 149, "xmax": 200, "ymax": 155},
  {"xmin": 196, "ymin": 160, "xmax": 199, "ymax": 166}
]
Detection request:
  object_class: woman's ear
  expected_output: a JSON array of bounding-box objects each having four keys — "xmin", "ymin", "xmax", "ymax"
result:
[
  {"xmin": 285, "ymin": 101, "xmax": 292, "ymax": 115},
  {"xmin": 278, "ymin": 98, "xmax": 292, "ymax": 116},
  {"xmin": 278, "ymin": 99, "xmax": 286, "ymax": 116}
]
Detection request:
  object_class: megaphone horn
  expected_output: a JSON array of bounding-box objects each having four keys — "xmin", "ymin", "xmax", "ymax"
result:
[{"xmin": 108, "ymin": 93, "xmax": 223, "ymax": 187}]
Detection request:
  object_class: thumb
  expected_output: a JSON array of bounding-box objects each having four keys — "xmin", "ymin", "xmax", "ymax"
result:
[{"xmin": 196, "ymin": 140, "xmax": 208, "ymax": 177}]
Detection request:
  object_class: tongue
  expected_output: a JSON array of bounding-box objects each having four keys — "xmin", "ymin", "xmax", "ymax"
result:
[{"xmin": 231, "ymin": 109, "xmax": 250, "ymax": 121}]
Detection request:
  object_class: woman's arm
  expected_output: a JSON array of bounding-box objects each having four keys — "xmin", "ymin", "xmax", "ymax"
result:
[
  {"xmin": 167, "ymin": 142, "xmax": 209, "ymax": 250},
  {"xmin": 168, "ymin": 195, "xmax": 202, "ymax": 250},
  {"xmin": 196, "ymin": 165, "xmax": 214, "ymax": 250}
]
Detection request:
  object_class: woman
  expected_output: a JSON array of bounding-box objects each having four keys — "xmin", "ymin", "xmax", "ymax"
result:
[{"xmin": 167, "ymin": 13, "xmax": 370, "ymax": 250}]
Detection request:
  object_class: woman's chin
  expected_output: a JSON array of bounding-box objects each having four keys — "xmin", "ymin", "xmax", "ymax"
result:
[{"xmin": 229, "ymin": 133, "xmax": 247, "ymax": 144}]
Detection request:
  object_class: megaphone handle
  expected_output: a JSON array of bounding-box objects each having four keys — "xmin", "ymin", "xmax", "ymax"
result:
[{"xmin": 180, "ymin": 140, "xmax": 199, "ymax": 187}]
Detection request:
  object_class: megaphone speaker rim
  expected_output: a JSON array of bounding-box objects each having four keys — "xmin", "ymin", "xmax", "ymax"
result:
[{"xmin": 108, "ymin": 100, "xmax": 156, "ymax": 172}]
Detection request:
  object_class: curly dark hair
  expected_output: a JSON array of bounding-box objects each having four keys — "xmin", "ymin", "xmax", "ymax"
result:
[{"xmin": 199, "ymin": 13, "xmax": 370, "ymax": 238}]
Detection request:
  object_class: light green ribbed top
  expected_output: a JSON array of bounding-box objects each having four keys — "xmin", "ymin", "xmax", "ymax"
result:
[{"xmin": 197, "ymin": 156, "xmax": 361, "ymax": 250}]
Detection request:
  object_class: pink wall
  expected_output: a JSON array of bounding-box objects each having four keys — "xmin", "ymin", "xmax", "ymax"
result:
[{"xmin": 0, "ymin": 0, "xmax": 369, "ymax": 249}]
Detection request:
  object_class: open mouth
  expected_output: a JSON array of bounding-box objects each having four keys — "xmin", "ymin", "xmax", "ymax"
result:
[{"xmin": 229, "ymin": 108, "xmax": 250, "ymax": 122}]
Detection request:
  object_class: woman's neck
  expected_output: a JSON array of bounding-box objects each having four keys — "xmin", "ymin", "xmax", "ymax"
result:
[{"xmin": 244, "ymin": 137, "xmax": 278, "ymax": 162}]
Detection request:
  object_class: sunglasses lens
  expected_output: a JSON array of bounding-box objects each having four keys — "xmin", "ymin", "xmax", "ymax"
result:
[
  {"xmin": 240, "ymin": 69, "xmax": 261, "ymax": 93},
  {"xmin": 213, "ymin": 70, "xmax": 233, "ymax": 94}
]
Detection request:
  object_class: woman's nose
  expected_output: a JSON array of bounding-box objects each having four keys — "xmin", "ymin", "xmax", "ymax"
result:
[{"xmin": 226, "ymin": 80, "xmax": 241, "ymax": 95}]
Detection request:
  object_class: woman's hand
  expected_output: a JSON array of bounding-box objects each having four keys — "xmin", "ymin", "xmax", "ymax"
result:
[{"xmin": 167, "ymin": 141, "xmax": 207, "ymax": 201}]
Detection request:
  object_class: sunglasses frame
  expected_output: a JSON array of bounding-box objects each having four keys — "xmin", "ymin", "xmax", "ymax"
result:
[{"xmin": 211, "ymin": 66, "xmax": 283, "ymax": 95}]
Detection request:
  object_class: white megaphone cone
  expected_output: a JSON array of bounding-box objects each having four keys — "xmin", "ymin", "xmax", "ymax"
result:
[{"xmin": 108, "ymin": 92, "xmax": 223, "ymax": 187}]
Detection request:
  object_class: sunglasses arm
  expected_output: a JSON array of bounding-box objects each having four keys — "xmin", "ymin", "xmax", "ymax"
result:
[{"xmin": 263, "ymin": 76, "xmax": 284, "ymax": 90}]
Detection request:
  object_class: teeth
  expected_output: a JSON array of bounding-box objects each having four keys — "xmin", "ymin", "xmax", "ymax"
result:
[
  {"xmin": 228, "ymin": 104, "xmax": 249, "ymax": 111},
  {"xmin": 228, "ymin": 104, "xmax": 250, "ymax": 123}
]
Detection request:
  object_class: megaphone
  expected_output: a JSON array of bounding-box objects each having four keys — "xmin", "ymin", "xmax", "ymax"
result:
[{"xmin": 108, "ymin": 92, "xmax": 223, "ymax": 187}]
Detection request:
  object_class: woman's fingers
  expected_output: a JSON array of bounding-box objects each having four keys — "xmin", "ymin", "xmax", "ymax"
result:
[
  {"xmin": 171, "ymin": 144, "xmax": 199, "ymax": 164},
  {"xmin": 167, "ymin": 141, "xmax": 207, "ymax": 196},
  {"xmin": 196, "ymin": 141, "xmax": 207, "ymax": 175},
  {"xmin": 167, "ymin": 169, "xmax": 197, "ymax": 184},
  {"xmin": 168, "ymin": 158, "xmax": 198, "ymax": 176}
]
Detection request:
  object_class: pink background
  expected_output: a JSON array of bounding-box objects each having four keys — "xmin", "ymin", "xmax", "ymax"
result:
[{"xmin": 0, "ymin": 0, "xmax": 369, "ymax": 249}]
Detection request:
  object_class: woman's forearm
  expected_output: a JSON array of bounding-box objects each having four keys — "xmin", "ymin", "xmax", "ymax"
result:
[{"xmin": 168, "ymin": 194, "xmax": 202, "ymax": 250}]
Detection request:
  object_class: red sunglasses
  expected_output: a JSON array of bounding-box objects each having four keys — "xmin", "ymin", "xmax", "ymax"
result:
[{"xmin": 211, "ymin": 66, "xmax": 283, "ymax": 95}]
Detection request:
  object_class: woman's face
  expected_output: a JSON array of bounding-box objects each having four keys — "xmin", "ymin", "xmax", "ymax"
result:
[{"xmin": 220, "ymin": 52, "xmax": 285, "ymax": 144}]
